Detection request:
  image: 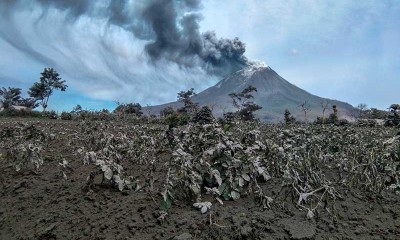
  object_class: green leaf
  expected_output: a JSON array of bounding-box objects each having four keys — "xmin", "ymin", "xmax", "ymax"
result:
[
  {"xmin": 223, "ymin": 191, "xmax": 231, "ymax": 201},
  {"xmin": 218, "ymin": 182, "xmax": 227, "ymax": 194},
  {"xmin": 161, "ymin": 196, "xmax": 172, "ymax": 211}
]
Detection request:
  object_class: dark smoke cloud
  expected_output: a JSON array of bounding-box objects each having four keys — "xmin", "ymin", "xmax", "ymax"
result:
[
  {"xmin": 0, "ymin": 0, "xmax": 249, "ymax": 76},
  {"xmin": 141, "ymin": 0, "xmax": 248, "ymax": 75}
]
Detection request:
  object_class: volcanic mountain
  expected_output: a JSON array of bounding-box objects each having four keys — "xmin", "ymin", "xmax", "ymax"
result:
[{"xmin": 147, "ymin": 63, "xmax": 355, "ymax": 122}]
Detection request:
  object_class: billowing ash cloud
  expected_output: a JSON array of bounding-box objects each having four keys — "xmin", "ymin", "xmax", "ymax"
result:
[
  {"xmin": 140, "ymin": 0, "xmax": 248, "ymax": 75},
  {"xmin": 0, "ymin": 0, "xmax": 250, "ymax": 105}
]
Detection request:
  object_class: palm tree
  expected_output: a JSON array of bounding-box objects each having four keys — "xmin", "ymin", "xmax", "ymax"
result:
[{"xmin": 0, "ymin": 87, "xmax": 22, "ymax": 109}]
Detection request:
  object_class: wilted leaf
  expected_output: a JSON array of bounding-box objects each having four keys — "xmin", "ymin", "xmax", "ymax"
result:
[
  {"xmin": 212, "ymin": 169, "xmax": 222, "ymax": 186},
  {"xmin": 193, "ymin": 202, "xmax": 212, "ymax": 214},
  {"xmin": 102, "ymin": 166, "xmax": 113, "ymax": 180},
  {"xmin": 231, "ymin": 190, "xmax": 240, "ymax": 200},
  {"xmin": 238, "ymin": 177, "xmax": 245, "ymax": 187},
  {"xmin": 242, "ymin": 173, "xmax": 250, "ymax": 182},
  {"xmin": 307, "ymin": 209, "xmax": 314, "ymax": 219},
  {"xmin": 201, "ymin": 206, "xmax": 208, "ymax": 214}
]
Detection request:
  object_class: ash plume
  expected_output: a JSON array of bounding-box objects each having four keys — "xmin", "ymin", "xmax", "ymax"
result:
[
  {"xmin": 0, "ymin": 0, "xmax": 249, "ymax": 76},
  {"xmin": 140, "ymin": 0, "xmax": 249, "ymax": 75}
]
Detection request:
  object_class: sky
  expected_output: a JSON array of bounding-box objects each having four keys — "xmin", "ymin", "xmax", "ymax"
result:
[{"xmin": 0, "ymin": 0, "xmax": 399, "ymax": 111}]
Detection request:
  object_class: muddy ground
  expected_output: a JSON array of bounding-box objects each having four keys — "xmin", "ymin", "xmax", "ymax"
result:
[{"xmin": 0, "ymin": 119, "xmax": 399, "ymax": 240}]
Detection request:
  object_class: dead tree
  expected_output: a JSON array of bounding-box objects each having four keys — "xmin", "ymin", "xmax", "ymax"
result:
[
  {"xmin": 320, "ymin": 100, "xmax": 329, "ymax": 124},
  {"xmin": 299, "ymin": 101, "xmax": 311, "ymax": 123}
]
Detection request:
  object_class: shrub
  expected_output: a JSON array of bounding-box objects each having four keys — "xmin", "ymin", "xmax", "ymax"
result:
[
  {"xmin": 114, "ymin": 103, "xmax": 143, "ymax": 116},
  {"xmin": 165, "ymin": 112, "xmax": 190, "ymax": 128},
  {"xmin": 46, "ymin": 110, "xmax": 58, "ymax": 119},
  {"xmin": 192, "ymin": 106, "xmax": 214, "ymax": 124},
  {"xmin": 385, "ymin": 104, "xmax": 400, "ymax": 126},
  {"xmin": 336, "ymin": 119, "xmax": 350, "ymax": 126},
  {"xmin": 284, "ymin": 109, "xmax": 296, "ymax": 124},
  {"xmin": 223, "ymin": 112, "xmax": 235, "ymax": 123},
  {"xmin": 0, "ymin": 108, "xmax": 43, "ymax": 118},
  {"xmin": 60, "ymin": 112, "xmax": 72, "ymax": 120},
  {"xmin": 327, "ymin": 113, "xmax": 338, "ymax": 124},
  {"xmin": 160, "ymin": 106, "xmax": 175, "ymax": 117}
]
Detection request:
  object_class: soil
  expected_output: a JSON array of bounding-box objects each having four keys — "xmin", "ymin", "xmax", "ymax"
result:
[{"xmin": 0, "ymin": 119, "xmax": 399, "ymax": 240}]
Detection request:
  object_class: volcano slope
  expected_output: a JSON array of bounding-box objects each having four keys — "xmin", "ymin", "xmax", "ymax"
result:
[
  {"xmin": 148, "ymin": 64, "xmax": 355, "ymax": 122},
  {"xmin": 0, "ymin": 117, "xmax": 399, "ymax": 239}
]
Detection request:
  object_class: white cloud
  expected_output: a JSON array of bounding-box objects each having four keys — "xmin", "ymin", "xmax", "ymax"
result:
[
  {"xmin": 0, "ymin": 4, "xmax": 219, "ymax": 105},
  {"xmin": 200, "ymin": 0, "xmax": 400, "ymax": 109}
]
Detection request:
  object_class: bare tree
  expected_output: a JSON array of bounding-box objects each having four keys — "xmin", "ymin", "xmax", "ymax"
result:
[
  {"xmin": 299, "ymin": 101, "xmax": 311, "ymax": 123},
  {"xmin": 320, "ymin": 100, "xmax": 329, "ymax": 124},
  {"xmin": 356, "ymin": 103, "xmax": 368, "ymax": 119}
]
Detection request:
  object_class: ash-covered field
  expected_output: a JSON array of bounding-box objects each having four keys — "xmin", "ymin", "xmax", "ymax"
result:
[{"xmin": 0, "ymin": 118, "xmax": 399, "ymax": 239}]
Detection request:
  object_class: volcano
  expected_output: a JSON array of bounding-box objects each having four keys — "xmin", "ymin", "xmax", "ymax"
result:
[{"xmin": 147, "ymin": 63, "xmax": 355, "ymax": 122}]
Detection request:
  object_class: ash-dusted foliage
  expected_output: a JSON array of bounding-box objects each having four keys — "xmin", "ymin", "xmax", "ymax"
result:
[
  {"xmin": 167, "ymin": 123, "xmax": 271, "ymax": 207},
  {"xmin": 163, "ymin": 121, "xmax": 400, "ymax": 214},
  {"xmin": 0, "ymin": 117, "xmax": 399, "ymax": 221},
  {"xmin": 0, "ymin": 124, "xmax": 47, "ymax": 173},
  {"xmin": 191, "ymin": 106, "xmax": 214, "ymax": 124},
  {"xmin": 70, "ymin": 120, "xmax": 168, "ymax": 192}
]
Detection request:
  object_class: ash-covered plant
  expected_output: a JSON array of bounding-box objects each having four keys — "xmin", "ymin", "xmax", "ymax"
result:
[
  {"xmin": 284, "ymin": 109, "xmax": 296, "ymax": 124},
  {"xmin": 46, "ymin": 110, "xmax": 58, "ymax": 119},
  {"xmin": 164, "ymin": 123, "xmax": 272, "ymax": 209},
  {"xmin": 60, "ymin": 111, "xmax": 72, "ymax": 120},
  {"xmin": 6, "ymin": 143, "xmax": 43, "ymax": 173},
  {"xmin": 77, "ymin": 127, "xmax": 135, "ymax": 191},
  {"xmin": 223, "ymin": 112, "xmax": 235, "ymax": 124},
  {"xmin": 84, "ymin": 151, "xmax": 135, "ymax": 191},
  {"xmin": 0, "ymin": 124, "xmax": 47, "ymax": 173},
  {"xmin": 191, "ymin": 106, "xmax": 214, "ymax": 124},
  {"xmin": 74, "ymin": 121, "xmax": 165, "ymax": 192}
]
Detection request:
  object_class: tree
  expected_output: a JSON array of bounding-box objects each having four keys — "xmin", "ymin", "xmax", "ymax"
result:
[
  {"xmin": 0, "ymin": 87, "xmax": 22, "ymax": 109},
  {"xmin": 229, "ymin": 85, "xmax": 262, "ymax": 121},
  {"xmin": 327, "ymin": 105, "xmax": 338, "ymax": 124},
  {"xmin": 17, "ymin": 97, "xmax": 39, "ymax": 109},
  {"xmin": 284, "ymin": 109, "xmax": 296, "ymax": 124},
  {"xmin": 299, "ymin": 101, "xmax": 311, "ymax": 123},
  {"xmin": 114, "ymin": 102, "xmax": 143, "ymax": 116},
  {"xmin": 160, "ymin": 106, "xmax": 175, "ymax": 117},
  {"xmin": 356, "ymin": 103, "xmax": 368, "ymax": 118},
  {"xmin": 320, "ymin": 100, "xmax": 329, "ymax": 124},
  {"xmin": 72, "ymin": 104, "xmax": 83, "ymax": 114},
  {"xmin": 28, "ymin": 68, "xmax": 67, "ymax": 112},
  {"xmin": 385, "ymin": 104, "xmax": 400, "ymax": 126},
  {"xmin": 177, "ymin": 88, "xmax": 198, "ymax": 114},
  {"xmin": 192, "ymin": 106, "xmax": 214, "ymax": 124}
]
